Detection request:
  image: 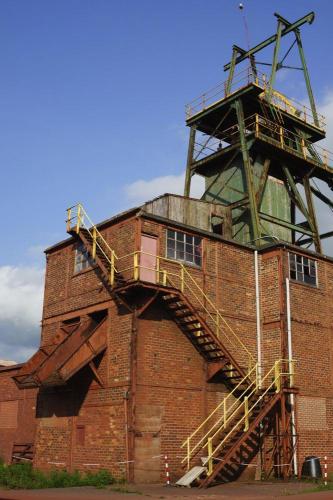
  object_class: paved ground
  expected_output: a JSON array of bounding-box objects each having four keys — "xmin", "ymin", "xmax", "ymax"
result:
[{"xmin": 0, "ymin": 481, "xmax": 332, "ymax": 500}]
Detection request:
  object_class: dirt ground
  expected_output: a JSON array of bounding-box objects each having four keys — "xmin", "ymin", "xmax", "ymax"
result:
[{"xmin": 0, "ymin": 481, "xmax": 332, "ymax": 500}]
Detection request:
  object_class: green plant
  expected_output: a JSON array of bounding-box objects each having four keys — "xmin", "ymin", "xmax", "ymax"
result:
[{"xmin": 0, "ymin": 462, "xmax": 115, "ymax": 490}]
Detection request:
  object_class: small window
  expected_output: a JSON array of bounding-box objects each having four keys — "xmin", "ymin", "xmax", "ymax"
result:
[
  {"xmin": 166, "ymin": 229, "xmax": 202, "ymax": 266},
  {"xmin": 74, "ymin": 243, "xmax": 94, "ymax": 273},
  {"xmin": 289, "ymin": 252, "xmax": 317, "ymax": 286}
]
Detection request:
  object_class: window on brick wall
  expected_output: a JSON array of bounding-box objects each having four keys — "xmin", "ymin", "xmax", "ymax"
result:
[
  {"xmin": 76, "ymin": 425, "xmax": 85, "ymax": 446},
  {"xmin": 166, "ymin": 229, "xmax": 202, "ymax": 266},
  {"xmin": 289, "ymin": 252, "xmax": 317, "ymax": 286},
  {"xmin": 74, "ymin": 243, "xmax": 94, "ymax": 273}
]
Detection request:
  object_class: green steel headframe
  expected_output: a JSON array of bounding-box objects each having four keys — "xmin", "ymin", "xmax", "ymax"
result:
[{"xmin": 184, "ymin": 11, "xmax": 333, "ymax": 254}]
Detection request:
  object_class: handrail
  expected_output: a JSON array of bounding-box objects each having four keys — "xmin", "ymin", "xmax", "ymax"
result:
[
  {"xmin": 185, "ymin": 66, "xmax": 325, "ymax": 130},
  {"xmin": 66, "ymin": 204, "xmax": 255, "ymax": 369},
  {"xmin": 180, "ymin": 363, "xmax": 259, "ymax": 469},
  {"xmin": 116, "ymin": 250, "xmax": 255, "ymax": 368},
  {"xmin": 193, "ymin": 113, "xmax": 333, "ymax": 171},
  {"xmin": 66, "ymin": 203, "xmax": 118, "ymax": 284},
  {"xmin": 205, "ymin": 359, "xmax": 295, "ymax": 475},
  {"xmin": 180, "ymin": 359, "xmax": 295, "ymax": 474}
]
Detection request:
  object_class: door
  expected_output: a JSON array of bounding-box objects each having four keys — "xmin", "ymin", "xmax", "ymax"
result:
[{"xmin": 140, "ymin": 235, "xmax": 157, "ymax": 283}]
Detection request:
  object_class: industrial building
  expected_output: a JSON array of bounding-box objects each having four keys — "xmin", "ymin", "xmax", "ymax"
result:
[{"xmin": 1, "ymin": 11, "xmax": 333, "ymax": 487}]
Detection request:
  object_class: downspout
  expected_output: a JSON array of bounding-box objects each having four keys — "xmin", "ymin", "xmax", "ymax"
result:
[
  {"xmin": 286, "ymin": 277, "xmax": 298, "ymax": 476},
  {"xmin": 254, "ymin": 250, "xmax": 262, "ymax": 386}
]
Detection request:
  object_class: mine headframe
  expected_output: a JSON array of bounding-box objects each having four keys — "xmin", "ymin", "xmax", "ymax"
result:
[{"xmin": 184, "ymin": 11, "xmax": 333, "ymax": 253}]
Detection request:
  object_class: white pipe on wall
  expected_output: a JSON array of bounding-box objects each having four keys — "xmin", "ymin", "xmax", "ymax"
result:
[
  {"xmin": 286, "ymin": 277, "xmax": 298, "ymax": 476},
  {"xmin": 254, "ymin": 250, "xmax": 262, "ymax": 386}
]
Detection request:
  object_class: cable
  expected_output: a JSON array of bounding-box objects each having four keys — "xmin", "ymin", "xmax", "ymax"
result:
[{"xmin": 238, "ymin": 3, "xmax": 251, "ymax": 50}]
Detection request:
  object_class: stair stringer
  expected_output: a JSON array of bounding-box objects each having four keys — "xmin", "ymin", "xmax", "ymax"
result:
[{"xmin": 199, "ymin": 391, "xmax": 281, "ymax": 487}]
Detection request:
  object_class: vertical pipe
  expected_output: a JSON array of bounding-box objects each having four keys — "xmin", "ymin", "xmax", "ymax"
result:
[
  {"xmin": 254, "ymin": 251, "xmax": 262, "ymax": 387},
  {"xmin": 286, "ymin": 278, "xmax": 298, "ymax": 476}
]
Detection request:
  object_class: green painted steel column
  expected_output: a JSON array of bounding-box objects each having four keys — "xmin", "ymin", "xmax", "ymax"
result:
[
  {"xmin": 184, "ymin": 126, "xmax": 196, "ymax": 197},
  {"xmin": 234, "ymin": 99, "xmax": 261, "ymax": 243},
  {"xmin": 295, "ymin": 30, "xmax": 319, "ymax": 127}
]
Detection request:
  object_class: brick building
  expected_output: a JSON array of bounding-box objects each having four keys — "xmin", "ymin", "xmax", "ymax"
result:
[{"xmin": 1, "ymin": 10, "xmax": 333, "ymax": 487}]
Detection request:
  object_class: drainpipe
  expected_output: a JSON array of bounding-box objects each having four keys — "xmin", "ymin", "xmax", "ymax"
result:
[
  {"xmin": 254, "ymin": 250, "xmax": 262, "ymax": 387},
  {"xmin": 286, "ymin": 278, "xmax": 298, "ymax": 476}
]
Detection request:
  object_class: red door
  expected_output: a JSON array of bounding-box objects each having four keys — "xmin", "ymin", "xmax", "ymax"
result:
[{"xmin": 140, "ymin": 235, "xmax": 157, "ymax": 283}]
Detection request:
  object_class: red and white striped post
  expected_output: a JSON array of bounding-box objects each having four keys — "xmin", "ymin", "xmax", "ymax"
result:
[
  {"xmin": 164, "ymin": 455, "xmax": 170, "ymax": 486},
  {"xmin": 324, "ymin": 456, "xmax": 327, "ymax": 486}
]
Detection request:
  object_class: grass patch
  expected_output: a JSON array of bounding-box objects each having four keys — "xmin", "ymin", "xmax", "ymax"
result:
[{"xmin": 0, "ymin": 462, "xmax": 115, "ymax": 489}]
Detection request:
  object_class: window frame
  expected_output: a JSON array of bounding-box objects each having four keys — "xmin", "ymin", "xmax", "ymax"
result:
[
  {"xmin": 288, "ymin": 252, "xmax": 318, "ymax": 287},
  {"xmin": 165, "ymin": 228, "xmax": 202, "ymax": 267},
  {"xmin": 74, "ymin": 242, "xmax": 94, "ymax": 274}
]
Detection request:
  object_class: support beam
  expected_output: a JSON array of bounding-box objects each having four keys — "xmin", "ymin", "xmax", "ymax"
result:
[
  {"xmin": 295, "ymin": 29, "xmax": 319, "ymax": 127},
  {"xmin": 303, "ymin": 176, "xmax": 322, "ymax": 252},
  {"xmin": 224, "ymin": 12, "xmax": 315, "ymax": 71},
  {"xmin": 234, "ymin": 99, "xmax": 261, "ymax": 242},
  {"xmin": 310, "ymin": 186, "xmax": 333, "ymax": 210},
  {"xmin": 256, "ymin": 158, "xmax": 271, "ymax": 208},
  {"xmin": 281, "ymin": 165, "xmax": 313, "ymax": 228},
  {"xmin": 184, "ymin": 126, "xmax": 196, "ymax": 197},
  {"xmin": 259, "ymin": 212, "xmax": 313, "ymax": 236},
  {"xmin": 267, "ymin": 20, "xmax": 283, "ymax": 100}
]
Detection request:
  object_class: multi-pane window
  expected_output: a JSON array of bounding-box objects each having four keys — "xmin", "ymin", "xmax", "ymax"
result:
[
  {"xmin": 289, "ymin": 253, "xmax": 317, "ymax": 286},
  {"xmin": 166, "ymin": 229, "xmax": 202, "ymax": 266},
  {"xmin": 74, "ymin": 243, "xmax": 94, "ymax": 273}
]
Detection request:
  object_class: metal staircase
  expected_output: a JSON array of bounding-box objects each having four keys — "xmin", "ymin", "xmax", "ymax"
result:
[{"xmin": 178, "ymin": 359, "xmax": 295, "ymax": 487}]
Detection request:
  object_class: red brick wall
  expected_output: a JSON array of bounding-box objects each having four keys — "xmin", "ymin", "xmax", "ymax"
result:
[{"xmin": 0, "ymin": 366, "xmax": 37, "ymax": 463}]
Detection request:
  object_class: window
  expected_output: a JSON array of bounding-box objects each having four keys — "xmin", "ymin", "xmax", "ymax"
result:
[
  {"xmin": 166, "ymin": 229, "xmax": 202, "ymax": 266},
  {"xmin": 289, "ymin": 253, "xmax": 317, "ymax": 286},
  {"xmin": 74, "ymin": 243, "xmax": 94, "ymax": 273}
]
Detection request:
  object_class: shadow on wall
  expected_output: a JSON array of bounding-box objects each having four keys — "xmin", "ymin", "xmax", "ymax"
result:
[{"xmin": 36, "ymin": 353, "xmax": 103, "ymax": 418}]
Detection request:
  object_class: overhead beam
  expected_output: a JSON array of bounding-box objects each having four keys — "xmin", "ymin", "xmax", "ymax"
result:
[
  {"xmin": 259, "ymin": 212, "xmax": 313, "ymax": 236},
  {"xmin": 224, "ymin": 12, "xmax": 315, "ymax": 71},
  {"xmin": 300, "ymin": 230, "xmax": 333, "ymax": 246},
  {"xmin": 310, "ymin": 186, "xmax": 333, "ymax": 210}
]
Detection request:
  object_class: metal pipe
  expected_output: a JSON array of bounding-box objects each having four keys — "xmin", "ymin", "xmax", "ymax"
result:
[
  {"xmin": 254, "ymin": 251, "xmax": 262, "ymax": 387},
  {"xmin": 286, "ymin": 278, "xmax": 298, "ymax": 476}
]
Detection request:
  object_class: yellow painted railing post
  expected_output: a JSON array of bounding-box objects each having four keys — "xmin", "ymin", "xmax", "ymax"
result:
[
  {"xmin": 290, "ymin": 359, "xmax": 295, "ymax": 388},
  {"xmin": 134, "ymin": 253, "xmax": 139, "ymax": 281},
  {"xmin": 223, "ymin": 398, "xmax": 227, "ymax": 428},
  {"xmin": 76, "ymin": 204, "xmax": 82, "ymax": 234},
  {"xmin": 110, "ymin": 251, "xmax": 115, "ymax": 286},
  {"xmin": 255, "ymin": 363, "xmax": 259, "ymax": 391},
  {"xmin": 66, "ymin": 208, "xmax": 71, "ymax": 232},
  {"xmin": 180, "ymin": 267, "xmax": 184, "ymax": 293},
  {"xmin": 187, "ymin": 437, "xmax": 190, "ymax": 471},
  {"xmin": 279, "ymin": 126, "xmax": 284, "ymax": 148},
  {"xmin": 92, "ymin": 227, "xmax": 97, "ymax": 259},
  {"xmin": 244, "ymin": 396, "xmax": 249, "ymax": 432},
  {"xmin": 274, "ymin": 360, "xmax": 281, "ymax": 393},
  {"xmin": 162, "ymin": 270, "xmax": 167, "ymax": 286},
  {"xmin": 255, "ymin": 114, "xmax": 259, "ymax": 137},
  {"xmin": 301, "ymin": 138, "xmax": 307, "ymax": 159},
  {"xmin": 156, "ymin": 257, "xmax": 160, "ymax": 284},
  {"xmin": 207, "ymin": 438, "xmax": 213, "ymax": 476}
]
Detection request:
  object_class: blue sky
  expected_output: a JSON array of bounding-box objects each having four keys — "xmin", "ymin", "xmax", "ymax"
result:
[{"xmin": 1, "ymin": 0, "xmax": 333, "ymax": 361}]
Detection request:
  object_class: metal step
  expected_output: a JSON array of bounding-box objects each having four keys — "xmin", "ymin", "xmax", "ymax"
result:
[{"xmin": 176, "ymin": 466, "xmax": 207, "ymax": 487}]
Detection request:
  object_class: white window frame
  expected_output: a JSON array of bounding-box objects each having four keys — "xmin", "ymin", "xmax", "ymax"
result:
[
  {"xmin": 166, "ymin": 229, "xmax": 202, "ymax": 267},
  {"xmin": 288, "ymin": 252, "xmax": 318, "ymax": 287},
  {"xmin": 74, "ymin": 243, "xmax": 94, "ymax": 273}
]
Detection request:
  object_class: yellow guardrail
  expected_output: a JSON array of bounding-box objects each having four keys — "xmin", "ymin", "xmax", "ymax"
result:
[
  {"xmin": 116, "ymin": 250, "xmax": 256, "ymax": 369},
  {"xmin": 66, "ymin": 203, "xmax": 118, "ymax": 285},
  {"xmin": 65, "ymin": 204, "xmax": 255, "ymax": 371},
  {"xmin": 193, "ymin": 113, "xmax": 332, "ymax": 171},
  {"xmin": 181, "ymin": 363, "xmax": 260, "ymax": 470},
  {"xmin": 181, "ymin": 359, "xmax": 295, "ymax": 475},
  {"xmin": 185, "ymin": 66, "xmax": 325, "ymax": 130}
]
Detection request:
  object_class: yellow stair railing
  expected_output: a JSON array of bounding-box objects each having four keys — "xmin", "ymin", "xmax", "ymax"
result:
[
  {"xmin": 181, "ymin": 363, "xmax": 259, "ymax": 471},
  {"xmin": 116, "ymin": 250, "xmax": 256, "ymax": 371},
  {"xmin": 180, "ymin": 359, "xmax": 295, "ymax": 475},
  {"xmin": 65, "ymin": 205, "xmax": 255, "ymax": 370},
  {"xmin": 66, "ymin": 203, "xmax": 118, "ymax": 285}
]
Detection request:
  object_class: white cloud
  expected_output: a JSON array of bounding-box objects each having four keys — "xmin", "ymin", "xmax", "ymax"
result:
[
  {"xmin": 0, "ymin": 266, "xmax": 44, "ymax": 362},
  {"xmin": 124, "ymin": 172, "xmax": 205, "ymax": 205}
]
